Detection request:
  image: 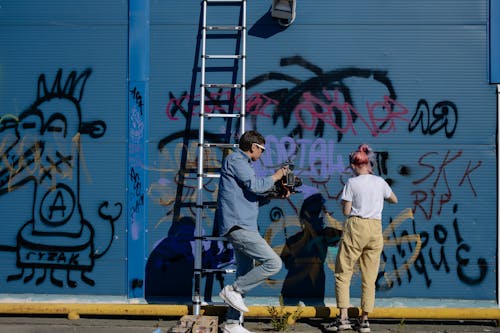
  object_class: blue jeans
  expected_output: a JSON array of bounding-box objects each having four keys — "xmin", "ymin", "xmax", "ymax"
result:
[{"xmin": 225, "ymin": 228, "xmax": 282, "ymax": 322}]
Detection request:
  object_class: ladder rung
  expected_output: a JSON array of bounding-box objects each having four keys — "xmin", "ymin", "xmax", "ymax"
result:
[
  {"xmin": 205, "ymin": 54, "xmax": 242, "ymax": 59},
  {"xmin": 203, "ymin": 113, "xmax": 240, "ymax": 118},
  {"xmin": 202, "ymin": 173, "xmax": 221, "ymax": 178},
  {"xmin": 201, "ymin": 268, "xmax": 236, "ymax": 274},
  {"xmin": 202, "ymin": 143, "xmax": 238, "ymax": 149},
  {"xmin": 207, "ymin": 26, "xmax": 243, "ymax": 31},
  {"xmin": 204, "ymin": 83, "xmax": 242, "ymax": 88}
]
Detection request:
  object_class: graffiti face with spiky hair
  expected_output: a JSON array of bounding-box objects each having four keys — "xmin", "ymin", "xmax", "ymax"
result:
[{"xmin": 0, "ymin": 69, "xmax": 120, "ymax": 288}]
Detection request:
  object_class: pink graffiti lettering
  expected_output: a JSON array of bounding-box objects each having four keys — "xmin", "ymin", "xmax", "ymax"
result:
[
  {"xmin": 458, "ymin": 160, "xmax": 482, "ymax": 196},
  {"xmin": 246, "ymin": 93, "xmax": 277, "ymax": 118},
  {"xmin": 165, "ymin": 92, "xmax": 278, "ymax": 121},
  {"xmin": 164, "ymin": 90, "xmax": 410, "ymax": 139},
  {"xmin": 293, "ymin": 89, "xmax": 410, "ymax": 137},
  {"xmin": 411, "ymin": 151, "xmax": 482, "ymax": 220}
]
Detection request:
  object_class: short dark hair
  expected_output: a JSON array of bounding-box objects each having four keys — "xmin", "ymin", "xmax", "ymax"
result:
[{"xmin": 239, "ymin": 130, "xmax": 265, "ymax": 151}]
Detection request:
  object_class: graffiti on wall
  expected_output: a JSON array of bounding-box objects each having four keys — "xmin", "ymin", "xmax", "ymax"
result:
[
  {"xmin": 149, "ymin": 55, "xmax": 487, "ymax": 301},
  {"xmin": 378, "ymin": 150, "xmax": 486, "ymax": 291},
  {"xmin": 0, "ymin": 69, "xmax": 122, "ymax": 288}
]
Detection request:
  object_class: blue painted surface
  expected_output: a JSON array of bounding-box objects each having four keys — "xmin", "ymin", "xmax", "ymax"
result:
[
  {"xmin": 0, "ymin": 0, "xmax": 496, "ymax": 306},
  {"xmin": 491, "ymin": 0, "xmax": 500, "ymax": 82},
  {"xmin": 0, "ymin": 0, "xmax": 128, "ymax": 295},
  {"xmin": 128, "ymin": 0, "xmax": 150, "ymax": 300}
]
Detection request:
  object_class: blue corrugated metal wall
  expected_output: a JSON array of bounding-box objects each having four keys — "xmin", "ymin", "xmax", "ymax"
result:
[
  {"xmin": 0, "ymin": 0, "xmax": 129, "ymax": 296},
  {"xmin": 0, "ymin": 0, "xmax": 497, "ymax": 304}
]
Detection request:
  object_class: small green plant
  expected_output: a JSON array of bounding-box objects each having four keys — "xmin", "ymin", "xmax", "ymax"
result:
[
  {"xmin": 267, "ymin": 305, "xmax": 303, "ymax": 332},
  {"xmin": 397, "ymin": 318, "xmax": 406, "ymax": 333}
]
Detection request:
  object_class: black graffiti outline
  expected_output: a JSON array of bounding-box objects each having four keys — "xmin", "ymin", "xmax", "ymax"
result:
[
  {"xmin": 245, "ymin": 56, "xmax": 400, "ymax": 142},
  {"xmin": 0, "ymin": 69, "xmax": 120, "ymax": 288},
  {"xmin": 409, "ymin": 99, "xmax": 458, "ymax": 138}
]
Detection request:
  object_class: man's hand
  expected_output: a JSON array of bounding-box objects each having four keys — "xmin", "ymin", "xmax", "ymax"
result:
[
  {"xmin": 280, "ymin": 184, "xmax": 291, "ymax": 198},
  {"xmin": 272, "ymin": 165, "xmax": 289, "ymax": 183},
  {"xmin": 269, "ymin": 166, "xmax": 291, "ymax": 198}
]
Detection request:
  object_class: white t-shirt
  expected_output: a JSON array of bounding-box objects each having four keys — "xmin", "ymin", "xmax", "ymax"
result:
[{"xmin": 341, "ymin": 174, "xmax": 393, "ymax": 219}]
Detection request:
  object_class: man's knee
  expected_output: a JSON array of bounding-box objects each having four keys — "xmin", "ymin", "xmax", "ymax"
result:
[{"xmin": 267, "ymin": 254, "xmax": 282, "ymax": 274}]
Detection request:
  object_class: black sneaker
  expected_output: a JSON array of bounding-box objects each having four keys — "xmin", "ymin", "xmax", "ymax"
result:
[
  {"xmin": 357, "ymin": 320, "xmax": 370, "ymax": 333},
  {"xmin": 325, "ymin": 317, "xmax": 352, "ymax": 331}
]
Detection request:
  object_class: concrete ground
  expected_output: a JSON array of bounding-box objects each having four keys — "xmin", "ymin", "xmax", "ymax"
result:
[{"xmin": 0, "ymin": 315, "xmax": 499, "ymax": 333}]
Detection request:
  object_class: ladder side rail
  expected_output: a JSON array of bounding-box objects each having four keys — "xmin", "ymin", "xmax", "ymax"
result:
[
  {"xmin": 193, "ymin": 0, "xmax": 247, "ymax": 311},
  {"xmin": 240, "ymin": 0, "xmax": 247, "ymax": 136},
  {"xmin": 193, "ymin": 0, "xmax": 210, "ymax": 316}
]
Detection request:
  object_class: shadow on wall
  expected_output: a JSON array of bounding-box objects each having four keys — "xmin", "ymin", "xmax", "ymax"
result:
[
  {"xmin": 145, "ymin": 217, "xmax": 196, "ymax": 301},
  {"xmin": 280, "ymin": 193, "xmax": 342, "ymax": 306},
  {"xmin": 144, "ymin": 194, "xmax": 344, "ymax": 304},
  {"xmin": 248, "ymin": 8, "xmax": 289, "ymax": 39},
  {"xmin": 145, "ymin": 216, "xmax": 235, "ymax": 302}
]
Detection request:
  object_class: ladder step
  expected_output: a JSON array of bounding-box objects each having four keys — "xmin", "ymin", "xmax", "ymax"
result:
[
  {"xmin": 207, "ymin": 25, "xmax": 243, "ymax": 31},
  {"xmin": 206, "ymin": 0, "xmax": 244, "ymax": 3},
  {"xmin": 205, "ymin": 54, "xmax": 243, "ymax": 59},
  {"xmin": 203, "ymin": 113, "xmax": 241, "ymax": 118},
  {"xmin": 202, "ymin": 143, "xmax": 239, "ymax": 149},
  {"xmin": 202, "ymin": 173, "xmax": 221, "ymax": 179},
  {"xmin": 204, "ymin": 83, "xmax": 242, "ymax": 88},
  {"xmin": 201, "ymin": 268, "xmax": 236, "ymax": 274}
]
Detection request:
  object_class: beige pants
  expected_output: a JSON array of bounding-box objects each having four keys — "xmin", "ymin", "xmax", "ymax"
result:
[{"xmin": 335, "ymin": 216, "xmax": 383, "ymax": 313}]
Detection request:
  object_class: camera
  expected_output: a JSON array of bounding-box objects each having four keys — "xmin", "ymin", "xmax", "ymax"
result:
[
  {"xmin": 282, "ymin": 168, "xmax": 302, "ymax": 192},
  {"xmin": 269, "ymin": 160, "xmax": 302, "ymax": 197}
]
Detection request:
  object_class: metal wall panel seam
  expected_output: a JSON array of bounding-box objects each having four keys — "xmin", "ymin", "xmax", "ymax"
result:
[{"xmin": 127, "ymin": 0, "xmax": 150, "ymax": 301}]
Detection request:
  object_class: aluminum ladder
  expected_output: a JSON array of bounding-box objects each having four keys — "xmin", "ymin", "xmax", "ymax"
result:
[{"xmin": 193, "ymin": 0, "xmax": 247, "ymax": 315}]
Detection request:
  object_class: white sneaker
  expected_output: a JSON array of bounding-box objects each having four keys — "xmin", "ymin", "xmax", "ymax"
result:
[
  {"xmin": 219, "ymin": 285, "xmax": 249, "ymax": 313},
  {"xmin": 325, "ymin": 317, "xmax": 353, "ymax": 331},
  {"xmin": 222, "ymin": 323, "xmax": 255, "ymax": 333},
  {"xmin": 357, "ymin": 320, "xmax": 370, "ymax": 333}
]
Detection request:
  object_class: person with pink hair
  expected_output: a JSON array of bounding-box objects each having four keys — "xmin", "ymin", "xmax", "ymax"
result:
[{"xmin": 326, "ymin": 144, "xmax": 398, "ymax": 333}]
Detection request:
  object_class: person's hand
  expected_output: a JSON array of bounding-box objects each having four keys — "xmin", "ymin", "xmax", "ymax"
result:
[
  {"xmin": 272, "ymin": 165, "xmax": 289, "ymax": 183},
  {"xmin": 282, "ymin": 186, "xmax": 291, "ymax": 198}
]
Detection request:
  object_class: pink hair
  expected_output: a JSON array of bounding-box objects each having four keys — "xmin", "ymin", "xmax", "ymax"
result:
[{"xmin": 349, "ymin": 144, "xmax": 374, "ymax": 173}]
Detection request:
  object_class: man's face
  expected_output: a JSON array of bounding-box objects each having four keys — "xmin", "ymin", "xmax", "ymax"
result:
[{"xmin": 250, "ymin": 142, "xmax": 266, "ymax": 161}]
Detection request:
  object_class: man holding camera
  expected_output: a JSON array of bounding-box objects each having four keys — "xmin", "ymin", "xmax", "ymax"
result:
[{"xmin": 216, "ymin": 130, "xmax": 290, "ymax": 333}]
